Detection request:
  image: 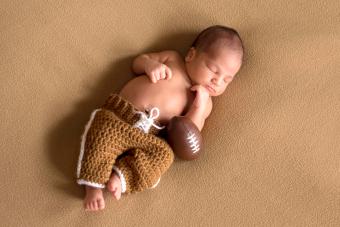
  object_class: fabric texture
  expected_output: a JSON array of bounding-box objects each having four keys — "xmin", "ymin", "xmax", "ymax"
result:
[{"xmin": 77, "ymin": 94, "xmax": 174, "ymax": 193}]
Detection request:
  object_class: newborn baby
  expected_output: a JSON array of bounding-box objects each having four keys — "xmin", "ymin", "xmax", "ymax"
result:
[{"xmin": 76, "ymin": 25, "xmax": 244, "ymax": 211}]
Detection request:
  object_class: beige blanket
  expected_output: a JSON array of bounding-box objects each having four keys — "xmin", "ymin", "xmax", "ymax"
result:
[{"xmin": 1, "ymin": 0, "xmax": 339, "ymax": 226}]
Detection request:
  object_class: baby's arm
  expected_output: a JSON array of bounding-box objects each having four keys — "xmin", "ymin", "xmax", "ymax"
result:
[
  {"xmin": 132, "ymin": 51, "xmax": 179, "ymax": 83},
  {"xmin": 185, "ymin": 85, "xmax": 213, "ymax": 131}
]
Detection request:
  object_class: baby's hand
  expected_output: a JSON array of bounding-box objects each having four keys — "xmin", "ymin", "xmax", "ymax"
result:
[
  {"xmin": 191, "ymin": 85, "xmax": 210, "ymax": 109},
  {"xmin": 145, "ymin": 60, "xmax": 172, "ymax": 83}
]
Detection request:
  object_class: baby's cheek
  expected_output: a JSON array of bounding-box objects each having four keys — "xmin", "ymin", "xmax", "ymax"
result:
[{"xmin": 218, "ymin": 86, "xmax": 227, "ymax": 95}]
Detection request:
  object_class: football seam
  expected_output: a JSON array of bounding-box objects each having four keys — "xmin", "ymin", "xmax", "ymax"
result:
[{"xmin": 187, "ymin": 132, "xmax": 200, "ymax": 153}]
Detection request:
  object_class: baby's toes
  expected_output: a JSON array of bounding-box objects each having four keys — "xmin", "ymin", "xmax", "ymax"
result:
[
  {"xmin": 98, "ymin": 199, "xmax": 105, "ymax": 210},
  {"xmin": 85, "ymin": 202, "xmax": 92, "ymax": 211},
  {"xmin": 84, "ymin": 200, "xmax": 92, "ymax": 211},
  {"xmin": 92, "ymin": 201, "xmax": 98, "ymax": 210},
  {"xmin": 114, "ymin": 188, "xmax": 122, "ymax": 200},
  {"xmin": 84, "ymin": 202, "xmax": 90, "ymax": 210}
]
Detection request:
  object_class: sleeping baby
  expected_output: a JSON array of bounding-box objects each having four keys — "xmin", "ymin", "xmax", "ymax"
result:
[{"xmin": 76, "ymin": 25, "xmax": 244, "ymax": 211}]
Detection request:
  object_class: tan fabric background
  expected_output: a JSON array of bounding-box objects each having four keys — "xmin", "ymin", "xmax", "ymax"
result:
[{"xmin": 1, "ymin": 0, "xmax": 339, "ymax": 226}]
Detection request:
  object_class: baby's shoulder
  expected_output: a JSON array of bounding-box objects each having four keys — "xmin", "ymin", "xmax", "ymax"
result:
[{"xmin": 161, "ymin": 50, "xmax": 183, "ymax": 63}]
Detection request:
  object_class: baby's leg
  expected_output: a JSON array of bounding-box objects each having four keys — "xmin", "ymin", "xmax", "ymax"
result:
[
  {"xmin": 84, "ymin": 186, "xmax": 105, "ymax": 211},
  {"xmin": 77, "ymin": 109, "xmax": 130, "ymax": 209},
  {"xmin": 111, "ymin": 137, "xmax": 174, "ymax": 194},
  {"xmin": 78, "ymin": 109, "xmax": 129, "ymax": 184}
]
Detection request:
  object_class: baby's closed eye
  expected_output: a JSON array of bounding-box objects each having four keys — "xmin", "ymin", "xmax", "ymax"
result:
[
  {"xmin": 208, "ymin": 65, "xmax": 218, "ymax": 73},
  {"xmin": 224, "ymin": 77, "xmax": 233, "ymax": 83}
]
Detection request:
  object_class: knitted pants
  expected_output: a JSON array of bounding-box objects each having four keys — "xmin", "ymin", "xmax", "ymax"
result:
[{"xmin": 76, "ymin": 94, "xmax": 174, "ymax": 194}]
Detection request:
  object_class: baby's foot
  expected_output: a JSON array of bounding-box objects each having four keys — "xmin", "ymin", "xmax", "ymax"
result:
[
  {"xmin": 107, "ymin": 172, "xmax": 122, "ymax": 200},
  {"xmin": 84, "ymin": 186, "xmax": 105, "ymax": 211}
]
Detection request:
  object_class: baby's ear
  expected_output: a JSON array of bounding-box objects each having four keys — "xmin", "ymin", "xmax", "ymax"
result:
[{"xmin": 185, "ymin": 47, "xmax": 196, "ymax": 62}]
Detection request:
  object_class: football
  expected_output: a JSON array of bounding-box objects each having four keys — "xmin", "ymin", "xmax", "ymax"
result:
[{"xmin": 166, "ymin": 116, "xmax": 203, "ymax": 160}]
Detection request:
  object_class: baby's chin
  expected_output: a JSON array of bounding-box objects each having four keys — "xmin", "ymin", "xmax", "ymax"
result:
[
  {"xmin": 210, "ymin": 92, "xmax": 220, "ymax": 97},
  {"xmin": 210, "ymin": 89, "xmax": 224, "ymax": 97}
]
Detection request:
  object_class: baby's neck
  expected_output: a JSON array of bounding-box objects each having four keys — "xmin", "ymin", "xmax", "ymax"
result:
[{"xmin": 183, "ymin": 73, "xmax": 194, "ymax": 88}]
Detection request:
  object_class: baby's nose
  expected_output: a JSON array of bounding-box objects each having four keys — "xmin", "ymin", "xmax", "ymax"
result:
[{"xmin": 212, "ymin": 76, "xmax": 223, "ymax": 86}]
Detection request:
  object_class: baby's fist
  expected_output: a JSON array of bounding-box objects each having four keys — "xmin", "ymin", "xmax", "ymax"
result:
[{"xmin": 145, "ymin": 60, "xmax": 172, "ymax": 83}]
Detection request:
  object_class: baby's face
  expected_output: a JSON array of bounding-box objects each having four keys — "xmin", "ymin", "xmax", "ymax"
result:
[{"xmin": 185, "ymin": 46, "xmax": 242, "ymax": 96}]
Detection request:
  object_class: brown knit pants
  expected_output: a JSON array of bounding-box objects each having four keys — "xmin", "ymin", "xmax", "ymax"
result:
[{"xmin": 76, "ymin": 94, "xmax": 174, "ymax": 194}]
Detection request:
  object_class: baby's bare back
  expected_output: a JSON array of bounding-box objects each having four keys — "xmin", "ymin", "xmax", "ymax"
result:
[{"xmin": 119, "ymin": 60, "xmax": 194, "ymax": 125}]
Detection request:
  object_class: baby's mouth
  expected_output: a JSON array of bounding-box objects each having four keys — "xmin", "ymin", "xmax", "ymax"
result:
[{"xmin": 205, "ymin": 85, "xmax": 216, "ymax": 93}]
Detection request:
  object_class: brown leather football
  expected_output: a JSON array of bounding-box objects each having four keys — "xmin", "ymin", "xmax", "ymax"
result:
[{"xmin": 166, "ymin": 116, "xmax": 203, "ymax": 160}]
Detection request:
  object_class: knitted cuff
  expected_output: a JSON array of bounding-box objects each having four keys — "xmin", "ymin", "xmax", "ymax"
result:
[
  {"xmin": 77, "ymin": 179, "xmax": 105, "ymax": 188},
  {"xmin": 150, "ymin": 178, "xmax": 161, "ymax": 189}
]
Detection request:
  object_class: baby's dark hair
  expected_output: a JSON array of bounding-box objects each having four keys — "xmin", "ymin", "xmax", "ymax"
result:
[{"xmin": 191, "ymin": 25, "xmax": 244, "ymax": 59}]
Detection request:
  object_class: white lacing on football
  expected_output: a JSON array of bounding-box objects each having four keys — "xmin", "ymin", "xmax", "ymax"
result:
[
  {"xmin": 187, "ymin": 132, "xmax": 200, "ymax": 153},
  {"xmin": 133, "ymin": 107, "xmax": 165, "ymax": 133}
]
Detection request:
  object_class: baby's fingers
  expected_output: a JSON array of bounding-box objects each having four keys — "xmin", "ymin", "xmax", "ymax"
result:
[
  {"xmin": 190, "ymin": 85, "xmax": 201, "ymax": 91},
  {"xmin": 160, "ymin": 69, "xmax": 166, "ymax": 79},
  {"xmin": 150, "ymin": 73, "xmax": 158, "ymax": 83},
  {"xmin": 156, "ymin": 72, "xmax": 163, "ymax": 80},
  {"xmin": 165, "ymin": 67, "xmax": 172, "ymax": 80}
]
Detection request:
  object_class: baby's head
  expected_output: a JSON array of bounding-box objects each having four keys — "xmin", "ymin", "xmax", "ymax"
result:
[{"xmin": 185, "ymin": 25, "xmax": 244, "ymax": 96}]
